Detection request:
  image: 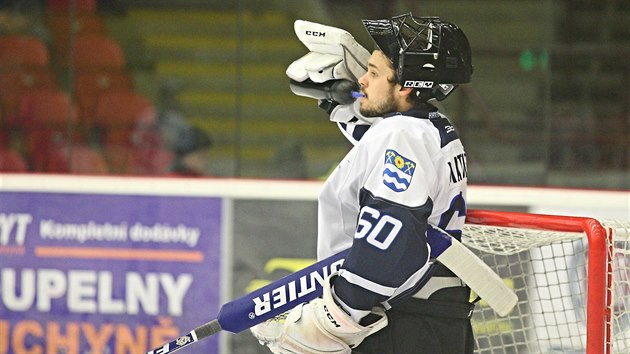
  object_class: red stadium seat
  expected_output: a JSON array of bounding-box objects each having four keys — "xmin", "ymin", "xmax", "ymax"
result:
[
  {"xmin": 74, "ymin": 70, "xmax": 134, "ymax": 127},
  {"xmin": 0, "ymin": 35, "xmax": 50, "ymax": 69},
  {"xmin": 93, "ymin": 91, "xmax": 159, "ymax": 173},
  {"xmin": 46, "ymin": 0, "xmax": 97, "ymax": 14},
  {"xmin": 66, "ymin": 145, "xmax": 109, "ymax": 174},
  {"xmin": 0, "ymin": 129, "xmax": 8, "ymax": 148},
  {"xmin": 18, "ymin": 90, "xmax": 77, "ymax": 127},
  {"xmin": 0, "ymin": 69, "xmax": 59, "ymax": 126},
  {"xmin": 94, "ymin": 91, "xmax": 155, "ymax": 131},
  {"xmin": 17, "ymin": 90, "xmax": 81, "ymax": 159},
  {"xmin": 69, "ymin": 35, "xmax": 125, "ymax": 71},
  {"xmin": 47, "ymin": 14, "xmax": 108, "ymax": 66},
  {"xmin": 0, "ymin": 148, "xmax": 28, "ymax": 172},
  {"xmin": 33, "ymin": 144, "xmax": 108, "ymax": 174}
]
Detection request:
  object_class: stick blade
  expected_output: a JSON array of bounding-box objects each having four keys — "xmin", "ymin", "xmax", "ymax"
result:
[{"xmin": 437, "ymin": 240, "xmax": 518, "ymax": 317}]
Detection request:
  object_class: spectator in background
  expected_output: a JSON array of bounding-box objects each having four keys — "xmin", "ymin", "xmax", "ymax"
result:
[
  {"xmin": 156, "ymin": 79, "xmax": 190, "ymax": 152},
  {"xmin": 169, "ymin": 125, "xmax": 213, "ymax": 177},
  {"xmin": 155, "ymin": 79, "xmax": 212, "ymax": 176}
]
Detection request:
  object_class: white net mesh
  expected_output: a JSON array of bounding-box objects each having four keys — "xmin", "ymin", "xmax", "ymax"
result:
[
  {"xmin": 462, "ymin": 219, "xmax": 630, "ymax": 354},
  {"xmin": 609, "ymin": 221, "xmax": 630, "ymax": 354}
]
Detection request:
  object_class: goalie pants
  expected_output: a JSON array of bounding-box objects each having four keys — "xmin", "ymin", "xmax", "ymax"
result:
[{"xmin": 352, "ymin": 286, "xmax": 475, "ymax": 354}]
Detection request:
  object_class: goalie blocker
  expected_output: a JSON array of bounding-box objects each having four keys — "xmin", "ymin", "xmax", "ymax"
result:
[{"xmin": 286, "ymin": 20, "xmax": 371, "ymax": 84}]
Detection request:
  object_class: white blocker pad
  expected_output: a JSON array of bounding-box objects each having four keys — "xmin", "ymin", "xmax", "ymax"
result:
[
  {"xmin": 287, "ymin": 20, "xmax": 371, "ymax": 83},
  {"xmin": 286, "ymin": 52, "xmax": 341, "ymax": 83}
]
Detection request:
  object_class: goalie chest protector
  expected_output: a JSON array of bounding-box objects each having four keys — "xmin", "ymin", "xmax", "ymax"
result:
[{"xmin": 316, "ymin": 109, "xmax": 468, "ymax": 261}]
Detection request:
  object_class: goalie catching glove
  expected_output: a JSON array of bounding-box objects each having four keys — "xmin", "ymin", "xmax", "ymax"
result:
[{"xmin": 251, "ymin": 273, "xmax": 388, "ymax": 354}]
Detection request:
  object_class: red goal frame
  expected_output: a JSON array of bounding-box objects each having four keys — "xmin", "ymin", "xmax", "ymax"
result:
[{"xmin": 466, "ymin": 209, "xmax": 612, "ymax": 354}]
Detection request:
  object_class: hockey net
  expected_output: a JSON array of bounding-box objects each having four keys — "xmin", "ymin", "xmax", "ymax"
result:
[{"xmin": 463, "ymin": 210, "xmax": 630, "ymax": 354}]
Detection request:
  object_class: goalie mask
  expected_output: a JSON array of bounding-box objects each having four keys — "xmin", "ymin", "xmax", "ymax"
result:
[{"xmin": 362, "ymin": 13, "xmax": 473, "ymax": 101}]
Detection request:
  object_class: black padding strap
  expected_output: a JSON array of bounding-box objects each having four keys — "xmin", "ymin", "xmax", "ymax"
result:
[{"xmin": 393, "ymin": 297, "xmax": 475, "ymax": 320}]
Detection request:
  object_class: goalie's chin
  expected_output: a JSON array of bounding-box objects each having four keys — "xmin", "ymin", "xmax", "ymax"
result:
[
  {"xmin": 358, "ymin": 103, "xmax": 375, "ymax": 118},
  {"xmin": 359, "ymin": 101, "xmax": 385, "ymax": 118}
]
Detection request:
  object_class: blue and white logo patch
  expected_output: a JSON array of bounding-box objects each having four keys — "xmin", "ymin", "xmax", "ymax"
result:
[{"xmin": 383, "ymin": 149, "xmax": 416, "ymax": 192}]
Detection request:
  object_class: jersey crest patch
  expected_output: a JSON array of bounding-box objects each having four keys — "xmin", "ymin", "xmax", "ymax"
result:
[{"xmin": 383, "ymin": 149, "xmax": 416, "ymax": 192}]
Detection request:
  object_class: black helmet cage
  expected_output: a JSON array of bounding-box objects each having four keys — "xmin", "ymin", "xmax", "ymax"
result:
[{"xmin": 362, "ymin": 13, "xmax": 473, "ymax": 101}]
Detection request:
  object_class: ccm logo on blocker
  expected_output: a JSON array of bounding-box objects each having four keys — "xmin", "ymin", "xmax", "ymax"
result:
[{"xmin": 305, "ymin": 30, "xmax": 325, "ymax": 37}]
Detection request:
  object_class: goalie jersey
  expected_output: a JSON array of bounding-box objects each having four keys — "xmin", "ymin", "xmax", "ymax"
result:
[{"xmin": 318, "ymin": 107, "xmax": 468, "ymax": 321}]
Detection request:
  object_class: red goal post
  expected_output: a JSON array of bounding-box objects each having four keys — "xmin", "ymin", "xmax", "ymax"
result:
[{"xmin": 464, "ymin": 209, "xmax": 630, "ymax": 354}]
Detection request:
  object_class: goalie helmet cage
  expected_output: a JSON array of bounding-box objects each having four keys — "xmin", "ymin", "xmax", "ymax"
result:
[{"xmin": 463, "ymin": 209, "xmax": 630, "ymax": 354}]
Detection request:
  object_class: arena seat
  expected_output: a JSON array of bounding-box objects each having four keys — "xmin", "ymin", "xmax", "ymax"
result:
[
  {"xmin": 93, "ymin": 91, "xmax": 161, "ymax": 173},
  {"xmin": 0, "ymin": 69, "xmax": 59, "ymax": 126},
  {"xmin": 74, "ymin": 70, "xmax": 134, "ymax": 128},
  {"xmin": 0, "ymin": 35, "xmax": 50, "ymax": 69},
  {"xmin": 45, "ymin": 0, "xmax": 97, "ymax": 15},
  {"xmin": 94, "ymin": 91, "xmax": 155, "ymax": 132},
  {"xmin": 0, "ymin": 148, "xmax": 28, "ymax": 172},
  {"xmin": 47, "ymin": 14, "xmax": 108, "ymax": 67},
  {"xmin": 0, "ymin": 129, "xmax": 7, "ymax": 148},
  {"xmin": 34, "ymin": 144, "xmax": 109, "ymax": 174},
  {"xmin": 17, "ymin": 90, "xmax": 81, "ymax": 160},
  {"xmin": 67, "ymin": 35, "xmax": 125, "ymax": 71}
]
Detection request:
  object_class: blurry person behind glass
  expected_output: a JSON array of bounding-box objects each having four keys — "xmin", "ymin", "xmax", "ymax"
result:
[{"xmin": 169, "ymin": 126, "xmax": 213, "ymax": 177}]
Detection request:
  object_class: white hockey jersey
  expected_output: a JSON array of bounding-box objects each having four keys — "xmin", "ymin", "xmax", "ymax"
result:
[{"xmin": 318, "ymin": 107, "xmax": 468, "ymax": 321}]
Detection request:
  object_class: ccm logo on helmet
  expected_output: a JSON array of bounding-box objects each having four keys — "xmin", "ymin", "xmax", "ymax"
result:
[
  {"xmin": 403, "ymin": 80, "xmax": 434, "ymax": 88},
  {"xmin": 305, "ymin": 30, "xmax": 325, "ymax": 37}
]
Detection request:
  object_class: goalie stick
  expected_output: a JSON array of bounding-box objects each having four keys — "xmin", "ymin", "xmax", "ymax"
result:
[{"xmin": 145, "ymin": 231, "xmax": 517, "ymax": 354}]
